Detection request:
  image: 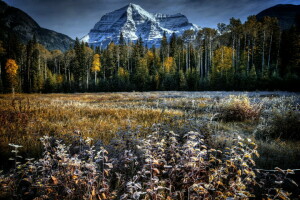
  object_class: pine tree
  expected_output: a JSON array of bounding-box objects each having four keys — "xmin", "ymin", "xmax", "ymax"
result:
[
  {"xmin": 73, "ymin": 38, "xmax": 87, "ymax": 90},
  {"xmin": 169, "ymin": 33, "xmax": 177, "ymax": 57},
  {"xmin": 160, "ymin": 31, "xmax": 168, "ymax": 70},
  {"xmin": 119, "ymin": 32, "xmax": 126, "ymax": 46}
]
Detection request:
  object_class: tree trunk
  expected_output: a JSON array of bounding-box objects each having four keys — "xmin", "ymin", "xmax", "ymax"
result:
[
  {"xmin": 205, "ymin": 41, "xmax": 208, "ymax": 77},
  {"xmin": 251, "ymin": 38, "xmax": 255, "ymax": 70},
  {"xmin": 238, "ymin": 37, "xmax": 241, "ymax": 68},
  {"xmin": 38, "ymin": 54, "xmax": 41, "ymax": 72},
  {"xmin": 44, "ymin": 62, "xmax": 47, "ymax": 79},
  {"xmin": 247, "ymin": 39, "xmax": 250, "ymax": 75},
  {"xmin": 186, "ymin": 45, "xmax": 188, "ymax": 72},
  {"xmin": 267, "ymin": 33, "xmax": 273, "ymax": 71},
  {"xmin": 275, "ymin": 32, "xmax": 281, "ymax": 73},
  {"xmin": 232, "ymin": 36, "xmax": 235, "ymax": 72},
  {"xmin": 178, "ymin": 50, "xmax": 181, "ymax": 71},
  {"xmin": 199, "ymin": 50, "xmax": 201, "ymax": 78},
  {"xmin": 199, "ymin": 48, "xmax": 203, "ymax": 79},
  {"xmin": 117, "ymin": 51, "xmax": 120, "ymax": 72},
  {"xmin": 68, "ymin": 68, "xmax": 71, "ymax": 88},
  {"xmin": 86, "ymin": 68, "xmax": 89, "ymax": 90},
  {"xmin": 188, "ymin": 43, "xmax": 191, "ymax": 70},
  {"xmin": 64, "ymin": 63, "xmax": 67, "ymax": 80},
  {"xmin": 95, "ymin": 71, "xmax": 97, "ymax": 87},
  {"xmin": 262, "ymin": 30, "xmax": 265, "ymax": 73},
  {"xmin": 209, "ymin": 37, "xmax": 212, "ymax": 70}
]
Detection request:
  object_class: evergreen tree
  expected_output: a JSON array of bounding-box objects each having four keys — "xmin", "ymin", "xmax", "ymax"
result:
[
  {"xmin": 169, "ymin": 33, "xmax": 177, "ymax": 57},
  {"xmin": 160, "ymin": 31, "xmax": 168, "ymax": 70},
  {"xmin": 119, "ymin": 32, "xmax": 126, "ymax": 46}
]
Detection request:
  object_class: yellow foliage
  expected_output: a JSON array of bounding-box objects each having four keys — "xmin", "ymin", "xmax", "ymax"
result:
[
  {"xmin": 117, "ymin": 67, "xmax": 129, "ymax": 80},
  {"xmin": 91, "ymin": 54, "xmax": 101, "ymax": 72},
  {"xmin": 51, "ymin": 49, "xmax": 63, "ymax": 58},
  {"xmin": 146, "ymin": 50, "xmax": 154, "ymax": 61},
  {"xmin": 5, "ymin": 59, "xmax": 19, "ymax": 77},
  {"xmin": 164, "ymin": 57, "xmax": 175, "ymax": 73},
  {"xmin": 213, "ymin": 46, "xmax": 233, "ymax": 73},
  {"xmin": 107, "ymin": 42, "xmax": 115, "ymax": 53},
  {"xmin": 36, "ymin": 43, "xmax": 51, "ymax": 60},
  {"xmin": 139, "ymin": 57, "xmax": 147, "ymax": 68},
  {"xmin": 56, "ymin": 74, "xmax": 63, "ymax": 84}
]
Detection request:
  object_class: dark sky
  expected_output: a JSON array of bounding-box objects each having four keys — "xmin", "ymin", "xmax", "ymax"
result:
[{"xmin": 3, "ymin": 0, "xmax": 300, "ymax": 39}]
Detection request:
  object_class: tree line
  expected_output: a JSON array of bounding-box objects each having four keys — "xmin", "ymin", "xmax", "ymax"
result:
[{"xmin": 0, "ymin": 15, "xmax": 299, "ymax": 93}]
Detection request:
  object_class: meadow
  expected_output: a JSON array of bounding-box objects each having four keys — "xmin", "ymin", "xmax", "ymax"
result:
[{"xmin": 0, "ymin": 91, "xmax": 299, "ymax": 199}]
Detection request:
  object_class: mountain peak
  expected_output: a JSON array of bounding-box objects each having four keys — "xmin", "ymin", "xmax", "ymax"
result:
[
  {"xmin": 119, "ymin": 3, "xmax": 143, "ymax": 12},
  {"xmin": 83, "ymin": 3, "xmax": 199, "ymax": 47},
  {"xmin": 127, "ymin": 3, "xmax": 140, "ymax": 8}
]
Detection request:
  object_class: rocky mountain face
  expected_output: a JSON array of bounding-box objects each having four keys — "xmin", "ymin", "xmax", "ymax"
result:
[
  {"xmin": 0, "ymin": 1, "xmax": 74, "ymax": 51},
  {"xmin": 257, "ymin": 4, "xmax": 300, "ymax": 30},
  {"xmin": 82, "ymin": 3, "xmax": 199, "ymax": 47}
]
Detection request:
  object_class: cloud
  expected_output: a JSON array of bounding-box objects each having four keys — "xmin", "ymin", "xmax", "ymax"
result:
[{"xmin": 3, "ymin": 0, "xmax": 300, "ymax": 38}]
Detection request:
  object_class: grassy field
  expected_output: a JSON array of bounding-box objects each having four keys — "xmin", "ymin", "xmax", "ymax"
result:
[{"xmin": 0, "ymin": 91, "xmax": 299, "ymax": 199}]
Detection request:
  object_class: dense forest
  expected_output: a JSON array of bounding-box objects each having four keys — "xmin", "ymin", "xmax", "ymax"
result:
[{"xmin": 0, "ymin": 15, "xmax": 299, "ymax": 93}]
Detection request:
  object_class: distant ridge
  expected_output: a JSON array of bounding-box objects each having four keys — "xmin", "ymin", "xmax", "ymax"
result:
[
  {"xmin": 0, "ymin": 1, "xmax": 74, "ymax": 51},
  {"xmin": 257, "ymin": 4, "xmax": 300, "ymax": 30}
]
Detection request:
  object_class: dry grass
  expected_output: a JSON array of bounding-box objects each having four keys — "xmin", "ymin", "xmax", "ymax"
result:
[
  {"xmin": 0, "ymin": 93, "xmax": 185, "ymax": 167},
  {"xmin": 0, "ymin": 92, "xmax": 300, "ymax": 199},
  {"xmin": 0, "ymin": 92, "xmax": 299, "ymax": 171}
]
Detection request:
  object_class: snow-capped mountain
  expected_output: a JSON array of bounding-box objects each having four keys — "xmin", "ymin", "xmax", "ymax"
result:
[{"xmin": 82, "ymin": 3, "xmax": 199, "ymax": 47}]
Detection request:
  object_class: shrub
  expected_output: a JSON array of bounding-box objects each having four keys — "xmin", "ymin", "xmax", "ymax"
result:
[
  {"xmin": 217, "ymin": 96, "xmax": 262, "ymax": 122},
  {"xmin": 0, "ymin": 132, "xmax": 296, "ymax": 199},
  {"xmin": 0, "ymin": 136, "xmax": 115, "ymax": 200},
  {"xmin": 255, "ymin": 109, "xmax": 300, "ymax": 141}
]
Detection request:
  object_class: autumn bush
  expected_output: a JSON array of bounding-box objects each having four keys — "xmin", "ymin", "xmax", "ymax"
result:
[{"xmin": 217, "ymin": 96, "xmax": 262, "ymax": 122}]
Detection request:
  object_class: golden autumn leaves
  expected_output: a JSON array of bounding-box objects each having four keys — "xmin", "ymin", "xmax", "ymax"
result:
[
  {"xmin": 212, "ymin": 46, "xmax": 234, "ymax": 73},
  {"xmin": 92, "ymin": 54, "xmax": 101, "ymax": 73},
  {"xmin": 5, "ymin": 59, "xmax": 19, "ymax": 93},
  {"xmin": 92, "ymin": 54, "xmax": 101, "ymax": 85},
  {"xmin": 5, "ymin": 59, "xmax": 19, "ymax": 76}
]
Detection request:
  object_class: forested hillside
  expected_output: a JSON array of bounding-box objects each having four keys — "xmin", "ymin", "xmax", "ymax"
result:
[
  {"xmin": 0, "ymin": 1, "xmax": 74, "ymax": 52},
  {"xmin": 0, "ymin": 15, "xmax": 299, "ymax": 93}
]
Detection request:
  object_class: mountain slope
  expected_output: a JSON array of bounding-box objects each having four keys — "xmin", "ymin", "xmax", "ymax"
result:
[
  {"xmin": 257, "ymin": 4, "xmax": 300, "ymax": 30},
  {"xmin": 0, "ymin": 1, "xmax": 74, "ymax": 51},
  {"xmin": 82, "ymin": 3, "xmax": 199, "ymax": 47}
]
